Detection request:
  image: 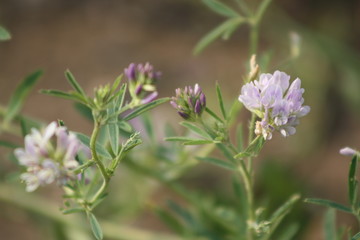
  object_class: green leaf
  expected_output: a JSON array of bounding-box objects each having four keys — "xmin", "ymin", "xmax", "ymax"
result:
[
  {"xmin": 180, "ymin": 122, "xmax": 211, "ymax": 139},
  {"xmin": 196, "ymin": 156, "xmax": 236, "ymax": 171},
  {"xmin": 0, "ymin": 140, "xmax": 20, "ymax": 149},
  {"xmin": 62, "ymin": 208, "xmax": 85, "ymax": 215},
  {"xmin": 117, "ymin": 121, "xmax": 133, "ymax": 134},
  {"xmin": 236, "ymin": 123, "xmax": 244, "ymax": 151},
  {"xmin": 205, "ymin": 107, "xmax": 224, "ymax": 123},
  {"xmin": 74, "ymin": 103, "xmax": 93, "ymax": 122},
  {"xmin": 116, "ymin": 83, "xmax": 127, "ymax": 110},
  {"xmin": 4, "ymin": 70, "xmax": 43, "ymax": 123},
  {"xmin": 107, "ymin": 122, "xmax": 120, "ymax": 155},
  {"xmin": 352, "ymin": 232, "xmax": 360, "ymax": 240},
  {"xmin": 41, "ymin": 89, "xmax": 87, "ymax": 104},
  {"xmin": 277, "ymin": 223, "xmax": 299, "ymax": 240},
  {"xmin": 0, "ymin": 26, "xmax": 11, "ymax": 41},
  {"xmin": 155, "ymin": 208, "xmax": 185, "ymax": 235},
  {"xmin": 304, "ymin": 198, "xmax": 352, "ymax": 213},
  {"xmin": 165, "ymin": 136, "xmax": 197, "ymax": 142},
  {"xmin": 323, "ymin": 208, "xmax": 336, "ymax": 240},
  {"xmin": 183, "ymin": 139, "xmax": 215, "ymax": 145},
  {"xmin": 232, "ymin": 176, "xmax": 248, "ymax": 232},
  {"xmin": 202, "ymin": 0, "xmax": 240, "ymax": 18},
  {"xmin": 193, "ymin": 17, "xmax": 245, "ymax": 55},
  {"xmin": 234, "ymin": 136, "xmax": 265, "ymax": 159},
  {"xmin": 267, "ymin": 194, "xmax": 300, "ymax": 235},
  {"xmin": 349, "ymin": 155, "xmax": 358, "ymax": 207},
  {"xmin": 87, "ymin": 212, "xmax": 103, "ymax": 240},
  {"xmin": 123, "ymin": 98, "xmax": 169, "ymax": 121},
  {"xmin": 141, "ymin": 113, "xmax": 155, "ymax": 141},
  {"xmin": 65, "ymin": 70, "xmax": 86, "ymax": 97},
  {"xmin": 216, "ymin": 83, "xmax": 227, "ymax": 120},
  {"xmin": 74, "ymin": 132, "xmax": 111, "ymax": 159}
]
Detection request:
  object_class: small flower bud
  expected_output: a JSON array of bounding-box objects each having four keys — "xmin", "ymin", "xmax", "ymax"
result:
[
  {"xmin": 340, "ymin": 147, "xmax": 358, "ymax": 156},
  {"xmin": 171, "ymin": 83, "xmax": 206, "ymax": 121}
]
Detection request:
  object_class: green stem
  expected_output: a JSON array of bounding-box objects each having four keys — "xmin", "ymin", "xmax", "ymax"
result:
[
  {"xmin": 89, "ymin": 120, "xmax": 110, "ymax": 204},
  {"xmin": 249, "ymin": 23, "xmax": 259, "ymax": 57}
]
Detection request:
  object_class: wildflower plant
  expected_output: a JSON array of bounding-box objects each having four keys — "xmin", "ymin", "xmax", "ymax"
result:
[{"xmin": 0, "ymin": 0, "xmax": 359, "ymax": 240}]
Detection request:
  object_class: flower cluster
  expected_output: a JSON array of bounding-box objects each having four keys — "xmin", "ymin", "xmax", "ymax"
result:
[
  {"xmin": 14, "ymin": 122, "xmax": 83, "ymax": 192},
  {"xmin": 239, "ymin": 70, "xmax": 310, "ymax": 140},
  {"xmin": 170, "ymin": 84, "xmax": 206, "ymax": 121},
  {"xmin": 124, "ymin": 62, "xmax": 161, "ymax": 105}
]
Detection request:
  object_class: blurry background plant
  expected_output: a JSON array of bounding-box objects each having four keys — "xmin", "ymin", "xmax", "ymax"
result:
[{"xmin": 0, "ymin": 0, "xmax": 360, "ymax": 239}]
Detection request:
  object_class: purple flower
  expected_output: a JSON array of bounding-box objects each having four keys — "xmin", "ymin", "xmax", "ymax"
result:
[
  {"xmin": 124, "ymin": 62, "xmax": 160, "ymax": 106},
  {"xmin": 239, "ymin": 70, "xmax": 310, "ymax": 140},
  {"xmin": 171, "ymin": 84, "xmax": 206, "ymax": 121},
  {"xmin": 15, "ymin": 122, "xmax": 84, "ymax": 192},
  {"xmin": 339, "ymin": 147, "xmax": 358, "ymax": 156}
]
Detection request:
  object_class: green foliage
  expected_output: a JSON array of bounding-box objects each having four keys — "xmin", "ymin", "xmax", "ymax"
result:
[
  {"xmin": 4, "ymin": 70, "xmax": 43, "ymax": 124},
  {"xmin": 0, "ymin": 25, "xmax": 11, "ymax": 41},
  {"xmin": 87, "ymin": 212, "xmax": 103, "ymax": 240}
]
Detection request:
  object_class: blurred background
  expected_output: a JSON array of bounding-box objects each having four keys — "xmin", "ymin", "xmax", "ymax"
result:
[{"xmin": 0, "ymin": 0, "xmax": 360, "ymax": 239}]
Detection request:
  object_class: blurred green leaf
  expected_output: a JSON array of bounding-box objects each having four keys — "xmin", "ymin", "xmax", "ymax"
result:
[
  {"xmin": 123, "ymin": 98, "xmax": 169, "ymax": 121},
  {"xmin": 216, "ymin": 83, "xmax": 227, "ymax": 120},
  {"xmin": 0, "ymin": 140, "xmax": 19, "ymax": 149},
  {"xmin": 304, "ymin": 198, "xmax": 352, "ymax": 213},
  {"xmin": 232, "ymin": 177, "xmax": 247, "ymax": 234},
  {"xmin": 266, "ymin": 194, "xmax": 300, "ymax": 238},
  {"xmin": 74, "ymin": 132, "xmax": 111, "ymax": 159},
  {"xmin": 65, "ymin": 70, "xmax": 86, "ymax": 97},
  {"xmin": 117, "ymin": 121, "xmax": 133, "ymax": 134},
  {"xmin": 205, "ymin": 107, "xmax": 224, "ymax": 123},
  {"xmin": 349, "ymin": 155, "xmax": 358, "ymax": 207},
  {"xmin": 183, "ymin": 139, "xmax": 215, "ymax": 145},
  {"xmin": 74, "ymin": 103, "xmax": 93, "ymax": 122},
  {"xmin": 155, "ymin": 208, "xmax": 185, "ymax": 235},
  {"xmin": 165, "ymin": 136, "xmax": 204, "ymax": 142},
  {"xmin": 87, "ymin": 212, "xmax": 103, "ymax": 240},
  {"xmin": 62, "ymin": 208, "xmax": 85, "ymax": 215},
  {"xmin": 234, "ymin": 136, "xmax": 265, "ymax": 159},
  {"xmin": 277, "ymin": 223, "xmax": 299, "ymax": 240},
  {"xmin": 196, "ymin": 156, "xmax": 236, "ymax": 171},
  {"xmin": 180, "ymin": 122, "xmax": 211, "ymax": 139},
  {"xmin": 0, "ymin": 25, "xmax": 11, "ymax": 41},
  {"xmin": 141, "ymin": 113, "xmax": 155, "ymax": 141},
  {"xmin": 41, "ymin": 89, "xmax": 87, "ymax": 104},
  {"xmin": 352, "ymin": 232, "xmax": 360, "ymax": 240},
  {"xmin": 323, "ymin": 208, "xmax": 336, "ymax": 240},
  {"xmin": 236, "ymin": 123, "xmax": 243, "ymax": 151},
  {"xmin": 202, "ymin": 0, "xmax": 240, "ymax": 18},
  {"xmin": 107, "ymin": 100, "xmax": 120, "ymax": 155},
  {"xmin": 194, "ymin": 17, "xmax": 245, "ymax": 55},
  {"xmin": 4, "ymin": 70, "xmax": 43, "ymax": 124}
]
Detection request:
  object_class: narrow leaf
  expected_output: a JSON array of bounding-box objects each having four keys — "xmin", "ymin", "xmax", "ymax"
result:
[
  {"xmin": 65, "ymin": 70, "xmax": 86, "ymax": 97},
  {"xmin": 74, "ymin": 103, "xmax": 93, "ymax": 122},
  {"xmin": 323, "ymin": 208, "xmax": 336, "ymax": 240},
  {"xmin": 0, "ymin": 140, "xmax": 20, "ymax": 149},
  {"xmin": 87, "ymin": 212, "xmax": 103, "ymax": 240},
  {"xmin": 352, "ymin": 232, "xmax": 360, "ymax": 240},
  {"xmin": 268, "ymin": 194, "xmax": 300, "ymax": 234},
  {"xmin": 74, "ymin": 132, "xmax": 111, "ymax": 159},
  {"xmin": 123, "ymin": 98, "xmax": 169, "ymax": 121},
  {"xmin": 236, "ymin": 123, "xmax": 244, "ymax": 151},
  {"xmin": 234, "ymin": 136, "xmax": 265, "ymax": 159},
  {"xmin": 107, "ymin": 122, "xmax": 120, "ymax": 155},
  {"xmin": 194, "ymin": 17, "xmax": 244, "ymax": 55},
  {"xmin": 216, "ymin": 83, "xmax": 227, "ymax": 119},
  {"xmin": 202, "ymin": 0, "xmax": 240, "ymax": 18},
  {"xmin": 304, "ymin": 198, "xmax": 352, "ymax": 213},
  {"xmin": 117, "ymin": 83, "xmax": 127, "ymax": 109},
  {"xmin": 183, "ymin": 139, "xmax": 215, "ymax": 145},
  {"xmin": 155, "ymin": 208, "xmax": 185, "ymax": 235},
  {"xmin": 0, "ymin": 25, "xmax": 11, "ymax": 41},
  {"xmin": 5, "ymin": 70, "xmax": 43, "ymax": 123},
  {"xmin": 180, "ymin": 122, "xmax": 211, "ymax": 139},
  {"xmin": 196, "ymin": 156, "xmax": 236, "ymax": 171},
  {"xmin": 205, "ymin": 107, "xmax": 224, "ymax": 123},
  {"xmin": 349, "ymin": 155, "xmax": 358, "ymax": 207},
  {"xmin": 62, "ymin": 208, "xmax": 85, "ymax": 214},
  {"xmin": 41, "ymin": 89, "xmax": 86, "ymax": 103}
]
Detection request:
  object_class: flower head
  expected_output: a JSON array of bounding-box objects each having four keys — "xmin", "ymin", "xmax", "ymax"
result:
[
  {"xmin": 170, "ymin": 84, "xmax": 206, "ymax": 121},
  {"xmin": 124, "ymin": 62, "xmax": 160, "ymax": 105},
  {"xmin": 239, "ymin": 70, "xmax": 310, "ymax": 140},
  {"xmin": 15, "ymin": 122, "xmax": 84, "ymax": 192}
]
